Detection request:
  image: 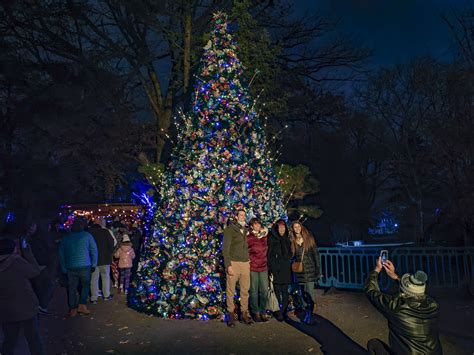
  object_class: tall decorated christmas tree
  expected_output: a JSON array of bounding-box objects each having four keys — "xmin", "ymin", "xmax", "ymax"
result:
[{"xmin": 128, "ymin": 12, "xmax": 286, "ymax": 319}]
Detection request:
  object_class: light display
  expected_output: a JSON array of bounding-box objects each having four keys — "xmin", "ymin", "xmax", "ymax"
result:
[
  {"xmin": 59, "ymin": 203, "xmax": 145, "ymax": 229},
  {"xmin": 128, "ymin": 12, "xmax": 286, "ymax": 319}
]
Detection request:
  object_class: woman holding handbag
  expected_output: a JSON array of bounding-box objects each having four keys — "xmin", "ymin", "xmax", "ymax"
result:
[{"xmin": 290, "ymin": 221, "xmax": 320, "ymax": 325}]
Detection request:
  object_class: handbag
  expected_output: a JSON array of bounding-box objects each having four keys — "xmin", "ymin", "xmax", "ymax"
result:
[
  {"xmin": 291, "ymin": 247, "xmax": 305, "ymax": 273},
  {"xmin": 266, "ymin": 274, "xmax": 280, "ymax": 312}
]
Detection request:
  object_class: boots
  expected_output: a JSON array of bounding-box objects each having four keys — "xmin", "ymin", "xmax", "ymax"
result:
[
  {"xmin": 275, "ymin": 310, "xmax": 284, "ymax": 322},
  {"xmin": 241, "ymin": 311, "xmax": 254, "ymax": 325},
  {"xmin": 303, "ymin": 309, "xmax": 317, "ymax": 325},
  {"xmin": 226, "ymin": 313, "xmax": 237, "ymax": 328},
  {"xmin": 260, "ymin": 312, "xmax": 269, "ymax": 322},
  {"xmin": 77, "ymin": 304, "xmax": 91, "ymax": 315}
]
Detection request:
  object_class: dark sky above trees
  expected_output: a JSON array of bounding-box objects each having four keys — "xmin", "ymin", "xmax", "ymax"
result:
[{"xmin": 298, "ymin": 0, "xmax": 472, "ymax": 66}]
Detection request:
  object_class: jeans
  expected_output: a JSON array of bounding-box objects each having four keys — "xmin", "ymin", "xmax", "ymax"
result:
[
  {"xmin": 119, "ymin": 268, "xmax": 132, "ymax": 291},
  {"xmin": 274, "ymin": 283, "xmax": 289, "ymax": 314},
  {"xmin": 250, "ymin": 270, "xmax": 269, "ymax": 314},
  {"xmin": 1, "ymin": 316, "xmax": 44, "ymax": 355},
  {"xmin": 91, "ymin": 265, "xmax": 111, "ymax": 300},
  {"xmin": 67, "ymin": 267, "xmax": 92, "ymax": 309},
  {"xmin": 31, "ymin": 268, "xmax": 55, "ymax": 309},
  {"xmin": 299, "ymin": 281, "xmax": 317, "ymax": 311}
]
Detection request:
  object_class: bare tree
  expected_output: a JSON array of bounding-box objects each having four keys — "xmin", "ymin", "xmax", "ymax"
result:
[
  {"xmin": 359, "ymin": 59, "xmax": 443, "ymax": 244},
  {"xmin": 0, "ymin": 0, "xmax": 368, "ymax": 163}
]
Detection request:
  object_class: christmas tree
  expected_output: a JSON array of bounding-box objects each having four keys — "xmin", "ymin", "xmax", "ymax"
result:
[{"xmin": 128, "ymin": 12, "xmax": 286, "ymax": 320}]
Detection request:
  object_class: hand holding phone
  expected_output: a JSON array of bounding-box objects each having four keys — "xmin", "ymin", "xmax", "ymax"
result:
[{"xmin": 380, "ymin": 250, "xmax": 388, "ymax": 265}]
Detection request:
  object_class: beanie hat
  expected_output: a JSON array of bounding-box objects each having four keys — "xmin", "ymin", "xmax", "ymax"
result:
[
  {"xmin": 122, "ymin": 234, "xmax": 131, "ymax": 242},
  {"xmin": 400, "ymin": 271, "xmax": 428, "ymax": 297}
]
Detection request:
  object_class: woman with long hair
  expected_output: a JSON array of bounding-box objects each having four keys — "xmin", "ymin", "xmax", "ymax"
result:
[
  {"xmin": 290, "ymin": 221, "xmax": 320, "ymax": 324},
  {"xmin": 268, "ymin": 219, "xmax": 292, "ymax": 321}
]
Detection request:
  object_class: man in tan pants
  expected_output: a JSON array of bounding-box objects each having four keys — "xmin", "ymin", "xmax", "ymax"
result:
[{"xmin": 222, "ymin": 209, "xmax": 253, "ymax": 327}]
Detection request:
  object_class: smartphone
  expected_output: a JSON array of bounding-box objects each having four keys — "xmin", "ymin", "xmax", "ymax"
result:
[{"xmin": 380, "ymin": 250, "xmax": 388, "ymax": 264}]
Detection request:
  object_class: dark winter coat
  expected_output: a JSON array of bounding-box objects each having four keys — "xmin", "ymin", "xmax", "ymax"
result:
[
  {"xmin": 89, "ymin": 224, "xmax": 116, "ymax": 266},
  {"xmin": 365, "ymin": 271, "xmax": 442, "ymax": 355},
  {"xmin": 267, "ymin": 226, "xmax": 292, "ymax": 285},
  {"xmin": 247, "ymin": 230, "xmax": 268, "ymax": 272},
  {"xmin": 28, "ymin": 231, "xmax": 55, "ymax": 267},
  {"xmin": 0, "ymin": 249, "xmax": 41, "ymax": 322},
  {"xmin": 293, "ymin": 241, "xmax": 320, "ymax": 284},
  {"xmin": 222, "ymin": 222, "xmax": 249, "ymax": 268}
]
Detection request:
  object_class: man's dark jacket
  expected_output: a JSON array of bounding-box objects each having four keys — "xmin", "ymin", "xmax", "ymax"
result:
[
  {"xmin": 88, "ymin": 225, "xmax": 115, "ymax": 266},
  {"xmin": 365, "ymin": 271, "xmax": 442, "ymax": 355}
]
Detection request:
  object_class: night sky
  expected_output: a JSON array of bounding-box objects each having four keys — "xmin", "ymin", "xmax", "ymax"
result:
[{"xmin": 298, "ymin": 0, "xmax": 473, "ymax": 66}]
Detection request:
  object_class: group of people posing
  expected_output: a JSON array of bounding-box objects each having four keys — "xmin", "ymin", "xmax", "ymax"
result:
[{"xmin": 223, "ymin": 209, "xmax": 321, "ymax": 327}]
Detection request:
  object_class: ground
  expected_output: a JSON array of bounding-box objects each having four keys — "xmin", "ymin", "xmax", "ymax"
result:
[{"xmin": 3, "ymin": 287, "xmax": 474, "ymax": 354}]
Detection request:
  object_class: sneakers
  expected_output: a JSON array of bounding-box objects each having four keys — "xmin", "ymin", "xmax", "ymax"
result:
[
  {"xmin": 241, "ymin": 312, "xmax": 254, "ymax": 325},
  {"xmin": 104, "ymin": 295, "xmax": 114, "ymax": 301},
  {"xmin": 260, "ymin": 313, "xmax": 269, "ymax": 322},
  {"xmin": 90, "ymin": 300, "xmax": 98, "ymax": 305}
]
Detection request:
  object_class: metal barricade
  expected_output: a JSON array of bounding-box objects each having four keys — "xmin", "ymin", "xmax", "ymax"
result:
[{"xmin": 318, "ymin": 247, "xmax": 474, "ymax": 291}]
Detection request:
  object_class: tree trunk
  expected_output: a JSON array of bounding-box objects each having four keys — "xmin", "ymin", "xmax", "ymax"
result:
[
  {"xmin": 414, "ymin": 198, "xmax": 425, "ymax": 245},
  {"xmin": 183, "ymin": 7, "xmax": 192, "ymax": 95},
  {"xmin": 155, "ymin": 89, "xmax": 173, "ymax": 163}
]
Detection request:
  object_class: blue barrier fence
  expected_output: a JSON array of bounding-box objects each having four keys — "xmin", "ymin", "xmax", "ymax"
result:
[{"xmin": 318, "ymin": 247, "xmax": 474, "ymax": 291}]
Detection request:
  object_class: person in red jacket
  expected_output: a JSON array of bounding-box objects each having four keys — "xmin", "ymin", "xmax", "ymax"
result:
[{"xmin": 247, "ymin": 218, "xmax": 269, "ymax": 322}]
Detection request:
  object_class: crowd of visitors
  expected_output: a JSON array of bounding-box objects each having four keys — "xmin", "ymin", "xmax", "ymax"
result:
[
  {"xmin": 0, "ymin": 207, "xmax": 443, "ymax": 355},
  {"xmin": 0, "ymin": 215, "xmax": 143, "ymax": 354}
]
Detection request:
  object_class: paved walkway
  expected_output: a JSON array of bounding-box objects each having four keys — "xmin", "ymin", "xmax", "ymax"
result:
[{"xmin": 3, "ymin": 287, "xmax": 473, "ymax": 354}]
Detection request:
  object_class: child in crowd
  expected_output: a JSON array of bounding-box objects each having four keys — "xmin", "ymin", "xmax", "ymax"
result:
[{"xmin": 113, "ymin": 235, "xmax": 135, "ymax": 294}]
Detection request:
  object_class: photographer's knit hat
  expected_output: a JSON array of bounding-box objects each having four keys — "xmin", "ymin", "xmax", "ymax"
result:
[{"xmin": 400, "ymin": 270, "xmax": 428, "ymax": 297}]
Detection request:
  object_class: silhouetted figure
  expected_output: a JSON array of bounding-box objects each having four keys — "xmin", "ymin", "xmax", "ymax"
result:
[
  {"xmin": 0, "ymin": 235, "xmax": 44, "ymax": 355},
  {"xmin": 27, "ymin": 222, "xmax": 57, "ymax": 315},
  {"xmin": 365, "ymin": 258, "xmax": 442, "ymax": 355}
]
